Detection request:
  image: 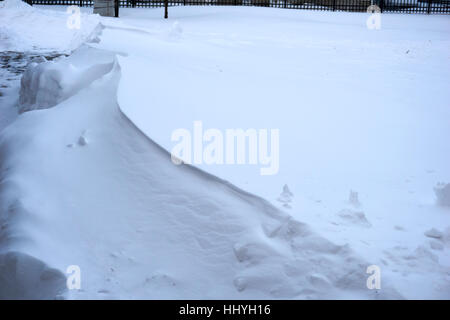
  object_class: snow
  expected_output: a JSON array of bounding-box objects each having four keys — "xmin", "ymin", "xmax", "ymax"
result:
[
  {"xmin": 0, "ymin": 3, "xmax": 449, "ymax": 299},
  {"xmin": 18, "ymin": 42, "xmax": 114, "ymax": 112},
  {"xmin": 0, "ymin": 0, "xmax": 100, "ymax": 52},
  {"xmin": 0, "ymin": 0, "xmax": 101, "ymax": 130},
  {"xmin": 435, "ymin": 182, "xmax": 450, "ymax": 207},
  {"xmin": 3, "ymin": 47, "xmax": 399, "ymax": 299}
]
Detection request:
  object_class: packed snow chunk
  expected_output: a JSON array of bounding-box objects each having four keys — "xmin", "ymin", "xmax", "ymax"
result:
[
  {"xmin": 19, "ymin": 45, "xmax": 115, "ymax": 112},
  {"xmin": 434, "ymin": 183, "xmax": 450, "ymax": 207},
  {"xmin": 348, "ymin": 190, "xmax": 361, "ymax": 207},
  {"xmin": 0, "ymin": 251, "xmax": 66, "ymax": 300},
  {"xmin": 335, "ymin": 192, "xmax": 371, "ymax": 227},
  {"xmin": 19, "ymin": 61, "xmax": 65, "ymax": 111},
  {"xmin": 0, "ymin": 0, "xmax": 32, "ymax": 11},
  {"xmin": 277, "ymin": 184, "xmax": 293, "ymax": 209},
  {"xmin": 0, "ymin": 0, "xmax": 101, "ymax": 52},
  {"xmin": 78, "ymin": 130, "xmax": 89, "ymax": 146}
]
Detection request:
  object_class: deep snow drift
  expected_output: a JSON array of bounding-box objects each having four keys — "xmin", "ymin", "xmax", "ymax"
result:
[
  {"xmin": 1, "ymin": 44, "xmax": 402, "ymax": 299},
  {"xmin": 0, "ymin": 3, "xmax": 449, "ymax": 299}
]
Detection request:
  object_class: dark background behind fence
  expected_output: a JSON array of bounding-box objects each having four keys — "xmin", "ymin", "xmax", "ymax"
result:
[{"xmin": 9, "ymin": 0, "xmax": 450, "ymax": 14}]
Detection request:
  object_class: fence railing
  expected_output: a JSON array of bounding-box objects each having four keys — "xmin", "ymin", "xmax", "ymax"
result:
[{"xmin": 11, "ymin": 0, "xmax": 450, "ymax": 14}]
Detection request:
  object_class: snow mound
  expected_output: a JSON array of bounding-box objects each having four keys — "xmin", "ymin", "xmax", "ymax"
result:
[
  {"xmin": 19, "ymin": 45, "xmax": 115, "ymax": 112},
  {"xmin": 0, "ymin": 45, "xmax": 402, "ymax": 299},
  {"xmin": 0, "ymin": 1, "xmax": 101, "ymax": 52}
]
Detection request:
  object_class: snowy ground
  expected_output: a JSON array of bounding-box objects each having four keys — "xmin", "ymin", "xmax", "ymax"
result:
[{"xmin": 0, "ymin": 1, "xmax": 449, "ymax": 299}]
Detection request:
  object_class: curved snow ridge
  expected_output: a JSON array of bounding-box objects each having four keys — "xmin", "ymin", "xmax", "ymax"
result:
[
  {"xmin": 113, "ymin": 69, "xmax": 393, "ymax": 299},
  {"xmin": 16, "ymin": 22, "xmax": 109, "ymax": 114},
  {"xmin": 0, "ymin": 45, "xmax": 403, "ymax": 299}
]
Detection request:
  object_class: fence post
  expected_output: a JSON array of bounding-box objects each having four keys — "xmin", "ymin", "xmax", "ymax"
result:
[
  {"xmin": 333, "ymin": 0, "xmax": 336, "ymax": 11},
  {"xmin": 79, "ymin": 0, "xmax": 83, "ymax": 7},
  {"xmin": 427, "ymin": 0, "xmax": 432, "ymax": 14},
  {"xmin": 114, "ymin": 0, "xmax": 119, "ymax": 17},
  {"xmin": 379, "ymin": 0, "xmax": 384, "ymax": 13}
]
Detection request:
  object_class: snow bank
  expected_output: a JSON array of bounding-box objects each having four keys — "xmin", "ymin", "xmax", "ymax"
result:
[
  {"xmin": 0, "ymin": 44, "xmax": 402, "ymax": 299},
  {"xmin": 0, "ymin": 0, "xmax": 101, "ymax": 52},
  {"xmin": 0, "ymin": 0, "xmax": 32, "ymax": 10}
]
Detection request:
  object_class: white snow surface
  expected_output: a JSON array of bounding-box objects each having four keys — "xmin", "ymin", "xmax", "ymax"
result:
[
  {"xmin": 0, "ymin": 4, "xmax": 449, "ymax": 299},
  {"xmin": 0, "ymin": 0, "xmax": 100, "ymax": 52}
]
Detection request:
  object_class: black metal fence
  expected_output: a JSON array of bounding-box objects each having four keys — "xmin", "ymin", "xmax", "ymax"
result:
[{"xmin": 13, "ymin": 0, "xmax": 450, "ymax": 14}]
